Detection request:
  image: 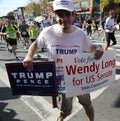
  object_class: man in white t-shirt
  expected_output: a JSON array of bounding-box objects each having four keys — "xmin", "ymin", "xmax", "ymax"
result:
[
  {"xmin": 105, "ymin": 10, "xmax": 117, "ymax": 50},
  {"xmin": 23, "ymin": 0, "xmax": 104, "ymax": 121},
  {"xmin": 41, "ymin": 13, "xmax": 51, "ymax": 29},
  {"xmin": 41, "ymin": 13, "xmax": 51, "ymax": 52}
]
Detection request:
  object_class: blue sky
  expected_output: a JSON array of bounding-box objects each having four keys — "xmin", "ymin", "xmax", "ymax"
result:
[{"xmin": 0, "ymin": 0, "xmax": 39, "ymax": 17}]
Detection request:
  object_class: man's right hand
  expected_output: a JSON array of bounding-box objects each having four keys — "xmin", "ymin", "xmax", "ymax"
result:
[
  {"xmin": 23, "ymin": 56, "xmax": 33, "ymax": 72},
  {"xmin": 22, "ymin": 41, "xmax": 38, "ymax": 72}
]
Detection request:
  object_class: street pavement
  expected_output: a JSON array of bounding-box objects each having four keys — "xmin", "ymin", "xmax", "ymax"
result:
[{"xmin": 0, "ymin": 30, "xmax": 120, "ymax": 121}]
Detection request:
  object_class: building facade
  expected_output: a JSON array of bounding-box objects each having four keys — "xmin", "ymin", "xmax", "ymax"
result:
[
  {"xmin": 47, "ymin": 0, "xmax": 101, "ymax": 22},
  {"xmin": 73, "ymin": 0, "xmax": 101, "ymax": 22},
  {"xmin": 13, "ymin": 7, "xmax": 25, "ymax": 23}
]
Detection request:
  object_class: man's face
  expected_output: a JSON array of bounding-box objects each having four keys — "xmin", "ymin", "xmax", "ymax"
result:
[
  {"xmin": 110, "ymin": 11, "xmax": 115, "ymax": 18},
  {"xmin": 21, "ymin": 20, "xmax": 25, "ymax": 25},
  {"xmin": 6, "ymin": 20, "xmax": 11, "ymax": 25},
  {"xmin": 55, "ymin": 10, "xmax": 75, "ymax": 29}
]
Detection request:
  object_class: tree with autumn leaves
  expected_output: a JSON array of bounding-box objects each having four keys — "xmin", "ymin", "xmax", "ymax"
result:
[
  {"xmin": 25, "ymin": 0, "xmax": 53, "ymax": 17},
  {"xmin": 101, "ymin": 0, "xmax": 120, "ymax": 13}
]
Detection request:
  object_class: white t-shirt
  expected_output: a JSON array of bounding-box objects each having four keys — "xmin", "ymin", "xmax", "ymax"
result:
[
  {"xmin": 105, "ymin": 17, "xmax": 115, "ymax": 33},
  {"xmin": 36, "ymin": 24, "xmax": 92, "ymax": 92}
]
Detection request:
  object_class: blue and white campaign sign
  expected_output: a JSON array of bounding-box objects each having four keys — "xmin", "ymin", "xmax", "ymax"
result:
[
  {"xmin": 63, "ymin": 50, "xmax": 116, "ymax": 97},
  {"xmin": 5, "ymin": 62, "xmax": 58, "ymax": 96}
]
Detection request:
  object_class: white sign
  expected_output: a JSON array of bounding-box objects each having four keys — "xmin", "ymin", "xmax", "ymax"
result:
[{"xmin": 63, "ymin": 50, "xmax": 116, "ymax": 97}]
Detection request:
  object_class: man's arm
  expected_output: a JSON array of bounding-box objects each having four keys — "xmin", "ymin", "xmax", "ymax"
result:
[
  {"xmin": 23, "ymin": 41, "xmax": 38, "ymax": 71},
  {"xmin": 0, "ymin": 32, "xmax": 7, "ymax": 35}
]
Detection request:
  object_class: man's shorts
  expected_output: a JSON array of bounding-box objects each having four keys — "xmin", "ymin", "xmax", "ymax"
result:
[
  {"xmin": 6, "ymin": 38, "xmax": 10, "ymax": 43},
  {"xmin": 8, "ymin": 38, "xmax": 17, "ymax": 46},
  {"xmin": 60, "ymin": 93, "xmax": 91, "ymax": 113},
  {"xmin": 21, "ymin": 31, "xmax": 29, "ymax": 38}
]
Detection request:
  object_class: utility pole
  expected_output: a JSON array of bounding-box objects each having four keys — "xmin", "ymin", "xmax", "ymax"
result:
[
  {"xmin": 100, "ymin": 0, "xmax": 102, "ymax": 21},
  {"xmin": 88, "ymin": 0, "xmax": 94, "ymax": 17}
]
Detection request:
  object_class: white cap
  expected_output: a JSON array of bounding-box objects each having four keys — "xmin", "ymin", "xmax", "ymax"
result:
[{"xmin": 53, "ymin": 0, "xmax": 74, "ymax": 12}]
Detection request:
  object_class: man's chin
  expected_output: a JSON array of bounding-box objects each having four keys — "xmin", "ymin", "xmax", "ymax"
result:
[{"xmin": 62, "ymin": 24, "xmax": 69, "ymax": 29}]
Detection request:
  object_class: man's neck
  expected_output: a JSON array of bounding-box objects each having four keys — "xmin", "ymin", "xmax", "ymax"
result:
[
  {"xmin": 60, "ymin": 25, "xmax": 76, "ymax": 33},
  {"xmin": 110, "ymin": 16, "xmax": 114, "ymax": 19}
]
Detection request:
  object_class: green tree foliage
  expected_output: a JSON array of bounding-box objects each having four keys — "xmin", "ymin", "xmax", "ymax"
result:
[
  {"xmin": 7, "ymin": 12, "xmax": 15, "ymax": 20},
  {"xmin": 101, "ymin": 0, "xmax": 120, "ymax": 12},
  {"xmin": 113, "ymin": 0, "xmax": 120, "ymax": 14},
  {"xmin": 113, "ymin": 0, "xmax": 120, "ymax": 3},
  {"xmin": 7, "ymin": 12, "xmax": 14, "ymax": 17},
  {"xmin": 25, "ymin": 0, "xmax": 41, "ymax": 17},
  {"xmin": 39, "ymin": 0, "xmax": 48, "ymax": 15}
]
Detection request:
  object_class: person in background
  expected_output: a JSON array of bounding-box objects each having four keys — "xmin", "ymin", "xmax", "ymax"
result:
[
  {"xmin": 0, "ymin": 19, "xmax": 19, "ymax": 61},
  {"xmin": 104, "ymin": 10, "xmax": 117, "ymax": 50},
  {"xmin": 40, "ymin": 13, "xmax": 51, "ymax": 52},
  {"xmin": 19, "ymin": 20, "xmax": 29, "ymax": 49},
  {"xmin": 0, "ymin": 22, "xmax": 5, "ymax": 41},
  {"xmin": 41, "ymin": 13, "xmax": 51, "ymax": 29},
  {"xmin": 22, "ymin": 0, "xmax": 104, "ymax": 121},
  {"xmin": 100, "ymin": 16, "xmax": 106, "ymax": 41},
  {"xmin": 73, "ymin": 12, "xmax": 82, "ymax": 28},
  {"xmin": 29, "ymin": 21, "xmax": 41, "ymax": 58},
  {"xmin": 86, "ymin": 16, "xmax": 92, "ymax": 39},
  {"xmin": 91, "ymin": 20, "xmax": 96, "ymax": 35},
  {"xmin": 94, "ymin": 19, "xmax": 99, "ymax": 35},
  {"xmin": 0, "ymin": 22, "xmax": 3, "ymax": 40},
  {"xmin": 13, "ymin": 21, "xmax": 21, "ymax": 42},
  {"xmin": 83, "ymin": 20, "xmax": 87, "ymax": 31},
  {"xmin": 116, "ymin": 14, "xmax": 120, "ymax": 30}
]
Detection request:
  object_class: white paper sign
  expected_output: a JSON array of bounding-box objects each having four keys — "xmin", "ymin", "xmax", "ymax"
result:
[
  {"xmin": 63, "ymin": 50, "xmax": 116, "ymax": 97},
  {"xmin": 115, "ymin": 24, "xmax": 119, "ymax": 30}
]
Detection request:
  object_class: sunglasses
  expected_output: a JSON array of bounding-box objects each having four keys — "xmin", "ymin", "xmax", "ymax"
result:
[{"xmin": 55, "ymin": 10, "xmax": 72, "ymax": 17}]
